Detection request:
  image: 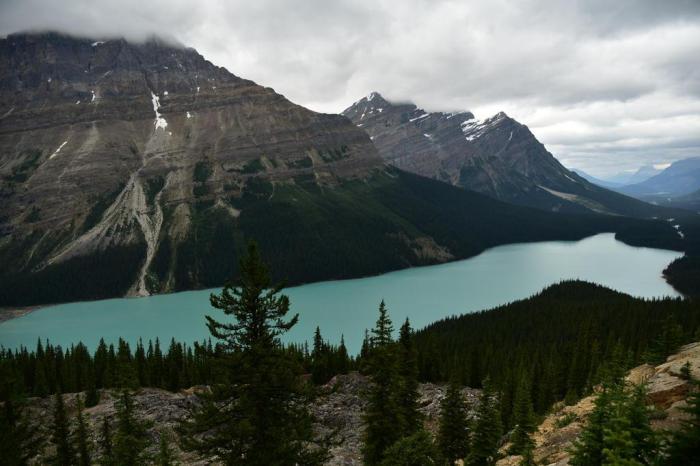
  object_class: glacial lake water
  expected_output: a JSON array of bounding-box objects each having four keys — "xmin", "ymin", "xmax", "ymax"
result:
[{"xmin": 0, "ymin": 233, "xmax": 684, "ymax": 354}]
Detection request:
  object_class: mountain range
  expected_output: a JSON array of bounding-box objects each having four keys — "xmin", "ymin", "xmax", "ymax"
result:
[
  {"xmin": 618, "ymin": 157, "xmax": 700, "ymax": 201},
  {"xmin": 0, "ymin": 32, "xmax": 685, "ymax": 306},
  {"xmin": 341, "ymin": 93, "xmax": 669, "ymax": 218}
]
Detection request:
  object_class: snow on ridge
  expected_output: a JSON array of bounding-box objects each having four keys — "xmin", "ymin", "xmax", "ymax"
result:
[
  {"xmin": 186, "ymin": 111, "xmax": 192, "ymax": 119},
  {"xmin": 49, "ymin": 141, "xmax": 69, "ymax": 160},
  {"xmin": 673, "ymin": 224, "xmax": 685, "ymax": 239},
  {"xmin": 91, "ymin": 90, "xmax": 96, "ymax": 103},
  {"xmin": 409, "ymin": 112, "xmax": 429, "ymax": 122},
  {"xmin": 91, "ymin": 41, "xmax": 104, "ymax": 47},
  {"xmin": 151, "ymin": 92, "xmax": 168, "ymax": 130},
  {"xmin": 460, "ymin": 112, "xmax": 507, "ymax": 142}
]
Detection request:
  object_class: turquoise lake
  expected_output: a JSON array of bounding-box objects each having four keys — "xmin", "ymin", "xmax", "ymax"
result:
[{"xmin": 0, "ymin": 233, "xmax": 684, "ymax": 354}]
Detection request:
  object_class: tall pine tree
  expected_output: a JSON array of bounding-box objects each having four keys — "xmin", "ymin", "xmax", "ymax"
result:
[
  {"xmin": 0, "ymin": 371, "xmax": 42, "ymax": 466},
  {"xmin": 508, "ymin": 373, "xmax": 536, "ymax": 455},
  {"xmin": 74, "ymin": 396, "xmax": 92, "ymax": 466},
  {"xmin": 50, "ymin": 392, "xmax": 76, "ymax": 466},
  {"xmin": 397, "ymin": 318, "xmax": 422, "ymax": 437},
  {"xmin": 180, "ymin": 241, "xmax": 328, "ymax": 465},
  {"xmin": 467, "ymin": 378, "xmax": 502, "ymax": 466},
  {"xmin": 363, "ymin": 300, "xmax": 402, "ymax": 465},
  {"xmin": 665, "ymin": 379, "xmax": 700, "ymax": 464},
  {"xmin": 437, "ymin": 379, "xmax": 470, "ymax": 465},
  {"xmin": 112, "ymin": 390, "xmax": 151, "ymax": 465}
]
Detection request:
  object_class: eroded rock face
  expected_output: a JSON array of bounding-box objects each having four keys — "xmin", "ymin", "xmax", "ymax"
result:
[
  {"xmin": 0, "ymin": 32, "xmax": 382, "ymax": 300},
  {"xmin": 342, "ymin": 92, "xmax": 661, "ymax": 217}
]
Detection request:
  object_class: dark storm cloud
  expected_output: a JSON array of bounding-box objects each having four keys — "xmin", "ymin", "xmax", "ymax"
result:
[{"xmin": 1, "ymin": 0, "xmax": 698, "ymax": 176}]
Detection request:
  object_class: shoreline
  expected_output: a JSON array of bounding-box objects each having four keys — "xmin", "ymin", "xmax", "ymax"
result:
[{"xmin": 0, "ymin": 305, "xmax": 44, "ymax": 324}]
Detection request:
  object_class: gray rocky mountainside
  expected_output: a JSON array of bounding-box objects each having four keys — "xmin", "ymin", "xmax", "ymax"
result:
[
  {"xmin": 0, "ymin": 33, "xmax": 682, "ymax": 306},
  {"xmin": 342, "ymin": 92, "xmax": 667, "ymax": 217}
]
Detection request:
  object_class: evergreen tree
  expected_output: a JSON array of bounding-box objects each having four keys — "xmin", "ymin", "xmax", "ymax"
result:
[
  {"xmin": 363, "ymin": 300, "xmax": 402, "ymax": 466},
  {"xmin": 519, "ymin": 439, "xmax": 536, "ymax": 466},
  {"xmin": 311, "ymin": 326, "xmax": 329, "ymax": 384},
  {"xmin": 74, "ymin": 396, "xmax": 92, "ymax": 466},
  {"xmin": 467, "ymin": 378, "xmax": 502, "ymax": 466},
  {"xmin": 337, "ymin": 335, "xmax": 350, "ymax": 374},
  {"xmin": 509, "ymin": 374, "xmax": 536, "ymax": 455},
  {"xmin": 571, "ymin": 381, "xmax": 657, "ymax": 466},
  {"xmin": 0, "ymin": 373, "xmax": 42, "ymax": 466},
  {"xmin": 681, "ymin": 361, "xmax": 692, "ymax": 381},
  {"xmin": 397, "ymin": 318, "xmax": 421, "ymax": 436},
  {"xmin": 180, "ymin": 241, "xmax": 328, "ymax": 465},
  {"xmin": 665, "ymin": 381, "xmax": 700, "ymax": 464},
  {"xmin": 99, "ymin": 417, "xmax": 113, "ymax": 466},
  {"xmin": 437, "ymin": 379, "xmax": 470, "ymax": 465},
  {"xmin": 157, "ymin": 431, "xmax": 175, "ymax": 466},
  {"xmin": 112, "ymin": 390, "xmax": 151, "ymax": 465},
  {"xmin": 569, "ymin": 383, "xmax": 616, "ymax": 466},
  {"xmin": 623, "ymin": 384, "xmax": 657, "ymax": 464},
  {"xmin": 50, "ymin": 392, "xmax": 76, "ymax": 466},
  {"xmin": 379, "ymin": 430, "xmax": 439, "ymax": 466}
]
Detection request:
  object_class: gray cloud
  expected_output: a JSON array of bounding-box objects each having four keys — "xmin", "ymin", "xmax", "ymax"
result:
[{"xmin": 1, "ymin": 0, "xmax": 699, "ymax": 176}]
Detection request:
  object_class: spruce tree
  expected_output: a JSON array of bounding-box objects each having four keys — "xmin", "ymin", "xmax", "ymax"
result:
[
  {"xmin": 570, "ymin": 380, "xmax": 657, "ymax": 466},
  {"xmin": 467, "ymin": 378, "xmax": 502, "ymax": 466},
  {"xmin": 363, "ymin": 300, "xmax": 402, "ymax": 466},
  {"xmin": 112, "ymin": 390, "xmax": 151, "ymax": 465},
  {"xmin": 509, "ymin": 374, "xmax": 536, "ymax": 455},
  {"xmin": 379, "ymin": 429, "xmax": 439, "ymax": 466},
  {"xmin": 397, "ymin": 318, "xmax": 422, "ymax": 437},
  {"xmin": 569, "ymin": 383, "xmax": 615, "ymax": 466},
  {"xmin": 665, "ymin": 381, "xmax": 700, "ymax": 464},
  {"xmin": 99, "ymin": 417, "xmax": 113, "ymax": 466},
  {"xmin": 180, "ymin": 241, "xmax": 328, "ymax": 465},
  {"xmin": 74, "ymin": 396, "xmax": 92, "ymax": 466},
  {"xmin": 519, "ymin": 439, "xmax": 536, "ymax": 466},
  {"xmin": 311, "ymin": 326, "xmax": 329, "ymax": 384},
  {"xmin": 50, "ymin": 392, "xmax": 76, "ymax": 466},
  {"xmin": 437, "ymin": 379, "xmax": 470, "ymax": 465},
  {"xmin": 623, "ymin": 383, "xmax": 657, "ymax": 464},
  {"xmin": 157, "ymin": 431, "xmax": 175, "ymax": 466},
  {"xmin": 0, "ymin": 373, "xmax": 43, "ymax": 466},
  {"xmin": 337, "ymin": 335, "xmax": 350, "ymax": 374}
]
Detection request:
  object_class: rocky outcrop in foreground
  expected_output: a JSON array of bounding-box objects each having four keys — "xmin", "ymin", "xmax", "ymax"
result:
[{"xmin": 24, "ymin": 372, "xmax": 479, "ymax": 465}]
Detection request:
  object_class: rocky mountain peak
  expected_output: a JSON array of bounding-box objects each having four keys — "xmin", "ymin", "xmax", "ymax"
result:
[{"xmin": 342, "ymin": 91, "xmax": 662, "ymax": 216}]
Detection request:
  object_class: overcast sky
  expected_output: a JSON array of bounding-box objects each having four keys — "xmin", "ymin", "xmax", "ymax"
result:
[{"xmin": 2, "ymin": 0, "xmax": 699, "ymax": 176}]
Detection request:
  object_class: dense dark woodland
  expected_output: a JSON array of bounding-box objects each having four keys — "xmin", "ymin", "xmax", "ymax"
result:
[{"xmin": 414, "ymin": 281, "xmax": 700, "ymax": 423}]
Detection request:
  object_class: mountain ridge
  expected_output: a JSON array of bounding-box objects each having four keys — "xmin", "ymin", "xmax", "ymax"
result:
[{"xmin": 342, "ymin": 91, "xmax": 673, "ymax": 218}]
